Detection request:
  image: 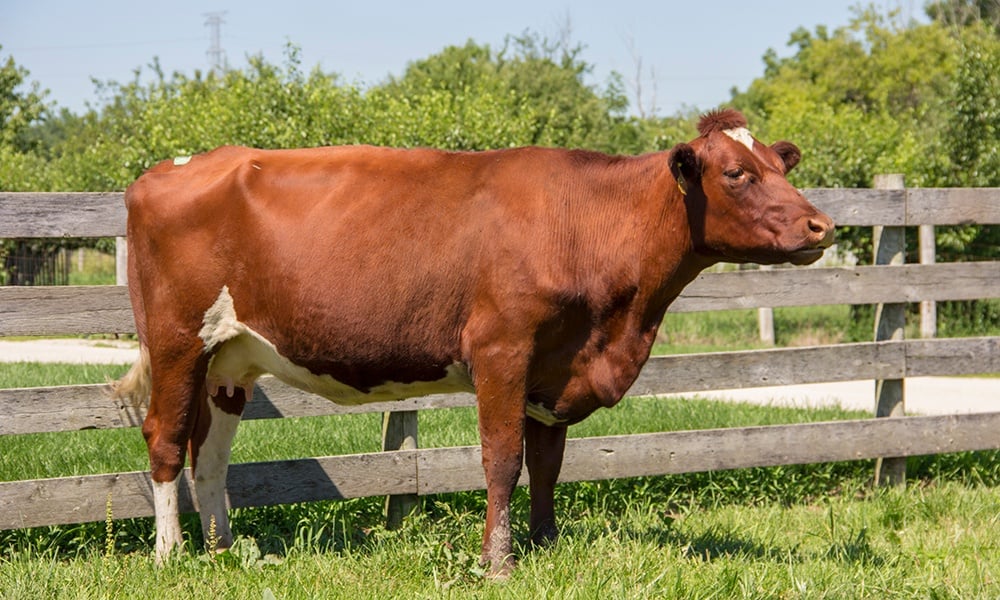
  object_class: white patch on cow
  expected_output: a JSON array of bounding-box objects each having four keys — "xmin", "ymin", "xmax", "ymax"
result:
[
  {"xmin": 485, "ymin": 505, "xmax": 513, "ymax": 572},
  {"xmin": 723, "ymin": 127, "xmax": 755, "ymax": 151},
  {"xmin": 199, "ymin": 286, "xmax": 474, "ymax": 405},
  {"xmin": 153, "ymin": 475, "xmax": 183, "ymax": 563},
  {"xmin": 526, "ymin": 402, "xmax": 569, "ymax": 426},
  {"xmin": 193, "ymin": 396, "xmax": 240, "ymax": 550},
  {"xmin": 173, "ymin": 156, "xmax": 192, "ymax": 166}
]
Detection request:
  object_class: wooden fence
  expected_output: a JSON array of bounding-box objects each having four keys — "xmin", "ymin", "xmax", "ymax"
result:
[{"xmin": 2, "ymin": 183, "xmax": 1000, "ymax": 531}]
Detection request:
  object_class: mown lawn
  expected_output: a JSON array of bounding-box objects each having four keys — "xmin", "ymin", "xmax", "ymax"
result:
[{"xmin": 2, "ymin": 362, "xmax": 1000, "ymax": 598}]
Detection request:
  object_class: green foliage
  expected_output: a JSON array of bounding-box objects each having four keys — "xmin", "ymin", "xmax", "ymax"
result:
[
  {"xmin": 735, "ymin": 10, "xmax": 958, "ymax": 190},
  {"xmin": 927, "ymin": 0, "xmax": 1000, "ymax": 29},
  {"xmin": 0, "ymin": 46, "xmax": 50, "ymax": 154},
  {"xmin": 0, "ymin": 46, "xmax": 53, "ymax": 192},
  {"xmin": 945, "ymin": 26, "xmax": 1000, "ymax": 187},
  {"xmin": 731, "ymin": 9, "xmax": 1000, "ymax": 336},
  {"xmin": 3, "ymin": 37, "xmax": 662, "ymax": 193}
]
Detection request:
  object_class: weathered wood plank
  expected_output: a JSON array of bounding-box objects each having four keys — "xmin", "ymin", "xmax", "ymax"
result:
[
  {"xmin": 7, "ymin": 337, "xmax": 999, "ymax": 435},
  {"xmin": 246, "ymin": 379, "xmax": 475, "ymax": 419},
  {"xmin": 8, "ymin": 413, "xmax": 999, "ymax": 529},
  {"xmin": 628, "ymin": 342, "xmax": 905, "ymax": 396},
  {"xmin": 905, "ymin": 337, "xmax": 1000, "ymax": 377},
  {"xmin": 907, "ymin": 188, "xmax": 1000, "ymax": 225},
  {"xmin": 669, "ymin": 262, "xmax": 1000, "ymax": 312},
  {"xmin": 803, "ymin": 188, "xmax": 905, "ymax": 226},
  {"xmin": 0, "ymin": 193, "xmax": 126, "ymax": 238},
  {"xmin": 0, "ymin": 451, "xmax": 415, "ymax": 530},
  {"xmin": 0, "ymin": 469, "xmax": 189, "ymax": 530},
  {"xmin": 2, "ymin": 189, "xmax": 997, "ymax": 240},
  {"xmin": 0, "ymin": 384, "xmax": 145, "ymax": 434},
  {"xmin": 0, "ymin": 285, "xmax": 134, "ymax": 336},
  {"xmin": 3, "ymin": 262, "xmax": 998, "ymax": 336},
  {"xmin": 0, "ymin": 343, "xmax": 902, "ymax": 435},
  {"xmin": 0, "ymin": 380, "xmax": 477, "ymax": 435},
  {"xmin": 417, "ymin": 412, "xmax": 1000, "ymax": 494}
]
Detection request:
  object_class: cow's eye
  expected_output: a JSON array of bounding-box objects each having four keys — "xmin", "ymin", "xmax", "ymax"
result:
[{"xmin": 724, "ymin": 167, "xmax": 745, "ymax": 180}]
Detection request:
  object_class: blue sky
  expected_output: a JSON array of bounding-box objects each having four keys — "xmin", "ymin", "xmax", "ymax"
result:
[{"xmin": 2, "ymin": 1, "xmax": 924, "ymax": 115}]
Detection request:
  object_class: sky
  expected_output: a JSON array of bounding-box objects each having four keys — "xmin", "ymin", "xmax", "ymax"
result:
[{"xmin": 2, "ymin": 0, "xmax": 925, "ymax": 116}]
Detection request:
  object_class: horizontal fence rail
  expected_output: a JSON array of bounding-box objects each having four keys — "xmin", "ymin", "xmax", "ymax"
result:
[
  {"xmin": 3, "ymin": 263, "xmax": 1000, "ymax": 336},
  {"xmin": 1, "ymin": 186, "xmax": 999, "ymax": 532},
  {"xmin": 3, "ymin": 188, "xmax": 1000, "ymax": 236},
  {"xmin": 5, "ymin": 412, "xmax": 1000, "ymax": 530},
  {"xmin": 3, "ymin": 337, "xmax": 999, "ymax": 436}
]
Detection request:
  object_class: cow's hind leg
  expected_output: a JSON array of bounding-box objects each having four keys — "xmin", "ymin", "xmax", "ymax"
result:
[
  {"xmin": 525, "ymin": 418, "xmax": 567, "ymax": 546},
  {"xmin": 142, "ymin": 344, "xmax": 209, "ymax": 562},
  {"xmin": 190, "ymin": 381, "xmax": 249, "ymax": 552}
]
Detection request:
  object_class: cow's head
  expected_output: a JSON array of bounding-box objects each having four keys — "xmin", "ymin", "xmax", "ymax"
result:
[{"xmin": 668, "ymin": 109, "xmax": 834, "ymax": 266}]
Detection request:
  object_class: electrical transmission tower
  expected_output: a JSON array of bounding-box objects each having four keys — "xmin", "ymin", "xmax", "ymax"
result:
[{"xmin": 204, "ymin": 11, "xmax": 227, "ymax": 76}]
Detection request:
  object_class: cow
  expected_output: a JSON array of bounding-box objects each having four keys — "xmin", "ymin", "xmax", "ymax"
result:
[{"xmin": 111, "ymin": 108, "xmax": 833, "ymax": 576}]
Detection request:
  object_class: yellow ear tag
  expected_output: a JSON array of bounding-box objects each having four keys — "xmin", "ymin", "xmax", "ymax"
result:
[{"xmin": 676, "ymin": 168, "xmax": 687, "ymax": 196}]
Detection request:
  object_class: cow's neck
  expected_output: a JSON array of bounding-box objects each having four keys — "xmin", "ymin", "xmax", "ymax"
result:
[{"xmin": 547, "ymin": 156, "xmax": 714, "ymax": 413}]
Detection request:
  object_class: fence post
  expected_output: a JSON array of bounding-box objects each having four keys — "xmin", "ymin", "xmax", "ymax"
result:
[
  {"xmin": 757, "ymin": 265, "xmax": 775, "ymax": 345},
  {"xmin": 115, "ymin": 237, "xmax": 128, "ymax": 286},
  {"xmin": 873, "ymin": 174, "xmax": 907, "ymax": 486},
  {"xmin": 919, "ymin": 225, "xmax": 937, "ymax": 338},
  {"xmin": 382, "ymin": 410, "xmax": 419, "ymax": 528}
]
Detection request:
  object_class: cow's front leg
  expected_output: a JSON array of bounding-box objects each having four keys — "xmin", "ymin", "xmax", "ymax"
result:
[
  {"xmin": 525, "ymin": 418, "xmax": 567, "ymax": 546},
  {"xmin": 473, "ymin": 362, "xmax": 528, "ymax": 577}
]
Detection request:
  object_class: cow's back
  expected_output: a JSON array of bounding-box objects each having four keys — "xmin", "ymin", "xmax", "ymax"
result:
[{"xmin": 125, "ymin": 144, "xmax": 603, "ymax": 391}]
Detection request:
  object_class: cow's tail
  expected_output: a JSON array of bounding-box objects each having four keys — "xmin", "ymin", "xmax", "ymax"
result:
[{"xmin": 109, "ymin": 344, "xmax": 151, "ymax": 409}]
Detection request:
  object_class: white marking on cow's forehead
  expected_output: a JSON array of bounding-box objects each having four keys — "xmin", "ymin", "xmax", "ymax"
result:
[
  {"xmin": 173, "ymin": 156, "xmax": 192, "ymax": 166},
  {"xmin": 723, "ymin": 127, "xmax": 755, "ymax": 151}
]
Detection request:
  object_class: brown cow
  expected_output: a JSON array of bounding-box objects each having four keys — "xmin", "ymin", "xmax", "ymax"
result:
[{"xmin": 112, "ymin": 108, "xmax": 833, "ymax": 575}]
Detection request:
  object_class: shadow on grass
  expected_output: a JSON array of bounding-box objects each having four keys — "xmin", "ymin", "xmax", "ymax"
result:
[{"xmin": 554, "ymin": 512, "xmax": 887, "ymax": 569}]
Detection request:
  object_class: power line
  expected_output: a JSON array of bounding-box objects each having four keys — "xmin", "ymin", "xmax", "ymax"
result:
[{"xmin": 8, "ymin": 38, "xmax": 203, "ymax": 53}]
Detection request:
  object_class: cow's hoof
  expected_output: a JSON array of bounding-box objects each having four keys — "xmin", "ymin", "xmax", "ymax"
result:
[
  {"xmin": 481, "ymin": 553, "xmax": 516, "ymax": 580},
  {"xmin": 529, "ymin": 523, "xmax": 559, "ymax": 547}
]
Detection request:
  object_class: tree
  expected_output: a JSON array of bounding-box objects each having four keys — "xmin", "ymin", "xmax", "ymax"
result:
[
  {"xmin": 0, "ymin": 46, "xmax": 49, "ymax": 153},
  {"xmin": 926, "ymin": 0, "xmax": 1000, "ymax": 29},
  {"xmin": 0, "ymin": 47, "xmax": 53, "ymax": 192},
  {"xmin": 382, "ymin": 33, "xmax": 641, "ymax": 153},
  {"xmin": 730, "ymin": 7, "xmax": 1000, "ymax": 334}
]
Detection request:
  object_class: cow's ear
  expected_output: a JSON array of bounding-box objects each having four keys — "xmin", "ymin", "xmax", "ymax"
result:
[
  {"xmin": 771, "ymin": 141, "xmax": 801, "ymax": 174},
  {"xmin": 668, "ymin": 143, "xmax": 700, "ymax": 195}
]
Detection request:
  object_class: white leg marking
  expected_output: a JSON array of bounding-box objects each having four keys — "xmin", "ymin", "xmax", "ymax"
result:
[
  {"xmin": 194, "ymin": 396, "xmax": 242, "ymax": 551},
  {"xmin": 153, "ymin": 475, "xmax": 183, "ymax": 563}
]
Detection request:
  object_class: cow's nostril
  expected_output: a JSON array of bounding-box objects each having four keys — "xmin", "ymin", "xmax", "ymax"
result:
[{"xmin": 808, "ymin": 218, "xmax": 826, "ymax": 234}]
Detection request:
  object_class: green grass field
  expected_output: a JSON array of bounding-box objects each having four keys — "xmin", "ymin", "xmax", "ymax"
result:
[{"xmin": 2, "ymin": 362, "xmax": 1000, "ymax": 598}]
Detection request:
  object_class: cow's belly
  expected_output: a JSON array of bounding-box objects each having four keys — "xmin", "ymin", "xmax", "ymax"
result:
[{"xmin": 199, "ymin": 286, "xmax": 474, "ymax": 405}]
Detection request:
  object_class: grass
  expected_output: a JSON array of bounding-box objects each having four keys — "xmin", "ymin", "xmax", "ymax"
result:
[
  {"xmin": 654, "ymin": 305, "xmax": 853, "ymax": 355},
  {"xmin": 653, "ymin": 301, "xmax": 1000, "ymax": 355},
  {"xmin": 0, "ymin": 483, "xmax": 998, "ymax": 599},
  {"xmin": 67, "ymin": 248, "xmax": 117, "ymax": 286},
  {"xmin": 3, "ymin": 363, "xmax": 1000, "ymax": 597},
  {"xmin": 3, "ymin": 301, "xmax": 1000, "ymax": 599}
]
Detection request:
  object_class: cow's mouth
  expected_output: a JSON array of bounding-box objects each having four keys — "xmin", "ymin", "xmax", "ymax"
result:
[{"xmin": 787, "ymin": 247, "xmax": 826, "ymax": 265}]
